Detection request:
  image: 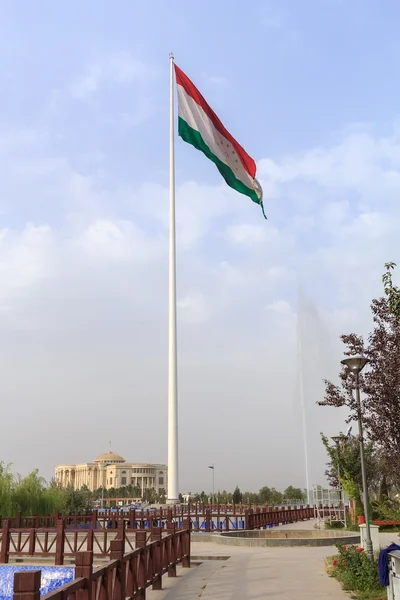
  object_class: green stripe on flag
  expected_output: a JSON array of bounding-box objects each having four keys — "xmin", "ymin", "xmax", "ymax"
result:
[{"xmin": 178, "ymin": 117, "xmax": 260, "ymax": 205}]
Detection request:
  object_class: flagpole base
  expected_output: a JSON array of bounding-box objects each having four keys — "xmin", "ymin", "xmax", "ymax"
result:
[{"xmin": 166, "ymin": 497, "xmax": 180, "ymax": 505}]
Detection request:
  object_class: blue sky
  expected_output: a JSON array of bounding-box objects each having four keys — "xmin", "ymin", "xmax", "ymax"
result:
[{"xmin": 0, "ymin": 0, "xmax": 399, "ymax": 493}]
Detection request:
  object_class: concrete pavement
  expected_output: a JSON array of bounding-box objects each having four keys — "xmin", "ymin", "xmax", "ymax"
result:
[
  {"xmin": 146, "ymin": 542, "xmax": 347, "ymax": 600},
  {"xmin": 148, "ymin": 518, "xmax": 399, "ymax": 599},
  {"xmin": 147, "ymin": 519, "xmax": 348, "ymax": 600}
]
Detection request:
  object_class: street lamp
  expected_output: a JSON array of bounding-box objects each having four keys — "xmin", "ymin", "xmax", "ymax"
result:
[
  {"xmin": 331, "ymin": 435, "xmax": 343, "ymax": 483},
  {"xmin": 331, "ymin": 435, "xmax": 345, "ymax": 524},
  {"xmin": 208, "ymin": 464, "xmax": 215, "ymax": 505},
  {"xmin": 341, "ymin": 354, "xmax": 373, "ymax": 560}
]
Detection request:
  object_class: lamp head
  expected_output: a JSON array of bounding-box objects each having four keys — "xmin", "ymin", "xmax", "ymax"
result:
[{"xmin": 341, "ymin": 355, "xmax": 369, "ymax": 373}]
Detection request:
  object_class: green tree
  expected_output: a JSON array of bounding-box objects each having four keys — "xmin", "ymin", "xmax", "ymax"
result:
[
  {"xmin": 382, "ymin": 262, "xmax": 400, "ymax": 317},
  {"xmin": 270, "ymin": 489, "xmax": 284, "ymax": 505},
  {"xmin": 13, "ymin": 470, "xmax": 64, "ymax": 516},
  {"xmin": 142, "ymin": 488, "xmax": 158, "ymax": 504},
  {"xmin": 232, "ymin": 486, "xmax": 242, "ymax": 504},
  {"xmin": 0, "ymin": 463, "xmax": 15, "ymax": 516},
  {"xmin": 258, "ymin": 486, "xmax": 283, "ymax": 505},
  {"xmin": 63, "ymin": 485, "xmax": 92, "ymax": 515},
  {"xmin": 283, "ymin": 486, "xmax": 306, "ymax": 503},
  {"xmin": 321, "ymin": 433, "xmax": 377, "ymax": 518},
  {"xmin": 258, "ymin": 486, "xmax": 272, "ymax": 504},
  {"xmin": 0, "ymin": 464, "xmax": 66, "ymax": 517},
  {"xmin": 218, "ymin": 490, "xmax": 233, "ymax": 503}
]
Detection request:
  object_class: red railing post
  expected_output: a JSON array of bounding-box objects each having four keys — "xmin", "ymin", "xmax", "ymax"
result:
[
  {"xmin": 110, "ymin": 539, "xmax": 125, "ymax": 600},
  {"xmin": 117, "ymin": 517, "xmax": 125, "ymax": 545},
  {"xmin": 205, "ymin": 509, "xmax": 211, "ymax": 533},
  {"xmin": 0, "ymin": 519, "xmax": 10, "ymax": 563},
  {"xmin": 255, "ymin": 507, "xmax": 261, "ymax": 529},
  {"xmin": 135, "ymin": 531, "xmax": 147, "ymax": 600},
  {"xmin": 54, "ymin": 511, "xmax": 60, "ymax": 528},
  {"xmin": 91, "ymin": 509, "xmax": 98, "ymax": 531},
  {"xmin": 166, "ymin": 522, "xmax": 177, "ymax": 577},
  {"xmin": 151, "ymin": 527, "xmax": 162, "ymax": 590},
  {"xmin": 87, "ymin": 528, "xmax": 94, "ymax": 553},
  {"xmin": 75, "ymin": 551, "xmax": 93, "ymax": 600},
  {"xmin": 13, "ymin": 570, "xmax": 41, "ymax": 600},
  {"xmin": 245, "ymin": 508, "xmax": 253, "ymax": 531},
  {"xmin": 129, "ymin": 508, "xmax": 135, "ymax": 530},
  {"xmin": 28, "ymin": 529, "xmax": 35, "ymax": 556},
  {"xmin": 182, "ymin": 527, "xmax": 190, "ymax": 568},
  {"xmin": 55, "ymin": 518, "xmax": 65, "ymax": 565}
]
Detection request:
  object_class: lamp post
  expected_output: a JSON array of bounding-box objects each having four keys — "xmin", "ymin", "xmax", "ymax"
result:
[
  {"xmin": 331, "ymin": 436, "xmax": 343, "ymax": 488},
  {"xmin": 208, "ymin": 464, "xmax": 215, "ymax": 505},
  {"xmin": 341, "ymin": 354, "xmax": 373, "ymax": 561},
  {"xmin": 331, "ymin": 435, "xmax": 345, "ymax": 525}
]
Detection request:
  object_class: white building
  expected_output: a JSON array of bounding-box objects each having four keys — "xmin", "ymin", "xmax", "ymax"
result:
[{"xmin": 55, "ymin": 450, "xmax": 167, "ymax": 496}]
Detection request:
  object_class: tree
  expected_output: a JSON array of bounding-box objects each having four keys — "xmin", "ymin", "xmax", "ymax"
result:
[
  {"xmin": 232, "ymin": 486, "xmax": 242, "ymax": 504},
  {"xmin": 63, "ymin": 485, "xmax": 92, "ymax": 515},
  {"xmin": 319, "ymin": 266, "xmax": 400, "ymax": 476},
  {"xmin": 321, "ymin": 434, "xmax": 377, "ymax": 517},
  {"xmin": 382, "ymin": 262, "xmax": 400, "ymax": 317},
  {"xmin": 283, "ymin": 486, "xmax": 306, "ymax": 503},
  {"xmin": 0, "ymin": 463, "xmax": 15, "ymax": 516},
  {"xmin": 142, "ymin": 488, "xmax": 158, "ymax": 504},
  {"xmin": 258, "ymin": 486, "xmax": 284, "ymax": 506},
  {"xmin": 0, "ymin": 464, "xmax": 66, "ymax": 517}
]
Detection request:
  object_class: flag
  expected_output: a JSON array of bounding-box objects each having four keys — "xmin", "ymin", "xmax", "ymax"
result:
[{"xmin": 174, "ymin": 64, "xmax": 265, "ymax": 219}]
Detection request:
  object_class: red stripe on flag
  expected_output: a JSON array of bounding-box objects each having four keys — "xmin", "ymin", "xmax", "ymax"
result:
[{"xmin": 174, "ymin": 64, "xmax": 256, "ymax": 179}]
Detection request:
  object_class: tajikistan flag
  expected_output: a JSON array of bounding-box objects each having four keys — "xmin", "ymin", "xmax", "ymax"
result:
[{"xmin": 174, "ymin": 65, "xmax": 265, "ymax": 219}]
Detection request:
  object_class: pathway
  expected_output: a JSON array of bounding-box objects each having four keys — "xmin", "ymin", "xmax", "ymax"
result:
[
  {"xmin": 147, "ymin": 520, "xmax": 347, "ymax": 600},
  {"xmin": 146, "ymin": 518, "xmax": 398, "ymax": 599}
]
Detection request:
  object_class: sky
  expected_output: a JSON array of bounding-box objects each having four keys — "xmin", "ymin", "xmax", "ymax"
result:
[{"xmin": 0, "ymin": 0, "xmax": 399, "ymax": 495}]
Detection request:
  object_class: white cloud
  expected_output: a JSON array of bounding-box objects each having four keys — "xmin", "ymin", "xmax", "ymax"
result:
[
  {"xmin": 178, "ymin": 293, "xmax": 209, "ymax": 324},
  {"xmin": 68, "ymin": 52, "xmax": 158, "ymax": 100},
  {"xmin": 74, "ymin": 218, "xmax": 161, "ymax": 263},
  {"xmin": 0, "ymin": 224, "xmax": 55, "ymax": 293},
  {"xmin": 266, "ymin": 299, "xmax": 292, "ymax": 315},
  {"xmin": 225, "ymin": 223, "xmax": 270, "ymax": 245}
]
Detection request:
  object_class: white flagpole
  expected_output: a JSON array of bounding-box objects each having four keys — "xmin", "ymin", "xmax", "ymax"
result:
[
  {"xmin": 297, "ymin": 288, "xmax": 311, "ymax": 506},
  {"xmin": 167, "ymin": 52, "xmax": 179, "ymax": 504}
]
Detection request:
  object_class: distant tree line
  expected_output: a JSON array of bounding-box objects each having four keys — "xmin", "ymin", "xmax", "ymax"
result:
[
  {"xmin": 0, "ymin": 463, "xmax": 92, "ymax": 516},
  {"xmin": 187, "ymin": 485, "xmax": 306, "ymax": 505},
  {"xmin": 91, "ymin": 485, "xmax": 166, "ymax": 505}
]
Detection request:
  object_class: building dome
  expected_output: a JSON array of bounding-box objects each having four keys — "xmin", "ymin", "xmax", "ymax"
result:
[{"xmin": 94, "ymin": 450, "xmax": 126, "ymax": 464}]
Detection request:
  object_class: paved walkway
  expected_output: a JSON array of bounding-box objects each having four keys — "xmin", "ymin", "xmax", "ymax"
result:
[
  {"xmin": 147, "ymin": 519, "xmax": 399, "ymax": 599},
  {"xmin": 147, "ymin": 520, "xmax": 347, "ymax": 600},
  {"xmin": 146, "ymin": 543, "xmax": 346, "ymax": 600}
]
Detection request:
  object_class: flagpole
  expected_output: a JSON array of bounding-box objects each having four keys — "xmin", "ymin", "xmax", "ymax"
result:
[
  {"xmin": 167, "ymin": 52, "xmax": 179, "ymax": 504},
  {"xmin": 297, "ymin": 288, "xmax": 311, "ymax": 506}
]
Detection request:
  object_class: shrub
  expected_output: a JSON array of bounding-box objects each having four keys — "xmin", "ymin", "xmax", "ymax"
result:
[{"xmin": 331, "ymin": 544, "xmax": 383, "ymax": 594}]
